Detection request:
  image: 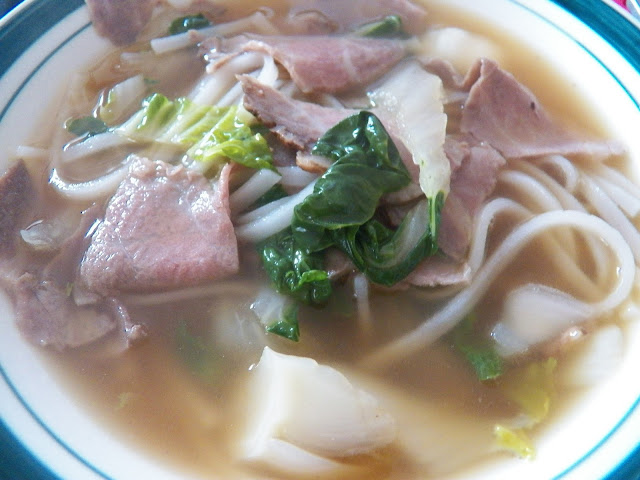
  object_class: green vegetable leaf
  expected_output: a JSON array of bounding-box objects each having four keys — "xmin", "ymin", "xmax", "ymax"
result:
[
  {"xmin": 65, "ymin": 116, "xmax": 109, "ymax": 137},
  {"xmin": 293, "ymin": 111, "xmax": 440, "ymax": 285},
  {"xmin": 353, "ymin": 15, "xmax": 405, "ymax": 38},
  {"xmin": 265, "ymin": 303, "xmax": 300, "ymax": 342},
  {"xmin": 452, "ymin": 313, "xmax": 504, "ymax": 381},
  {"xmin": 169, "ymin": 13, "xmax": 211, "ymax": 35},
  {"xmin": 116, "ymin": 93, "xmax": 274, "ymax": 172},
  {"xmin": 258, "ymin": 229, "xmax": 332, "ymax": 307},
  {"xmin": 176, "ymin": 322, "xmax": 219, "ymax": 384}
]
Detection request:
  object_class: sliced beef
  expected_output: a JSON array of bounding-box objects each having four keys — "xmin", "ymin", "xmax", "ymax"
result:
[
  {"xmin": 288, "ymin": 0, "xmax": 428, "ymax": 35},
  {"xmin": 0, "ymin": 160, "xmax": 33, "ymax": 255},
  {"xmin": 14, "ymin": 273, "xmax": 115, "ymax": 350},
  {"xmin": 85, "ymin": 0, "xmax": 157, "ymax": 46},
  {"xmin": 240, "ymin": 75, "xmax": 354, "ymax": 150},
  {"xmin": 79, "ymin": 157, "xmax": 238, "ymax": 295},
  {"xmin": 212, "ymin": 35, "xmax": 407, "ymax": 93},
  {"xmin": 438, "ymin": 136, "xmax": 506, "ymax": 261},
  {"xmin": 460, "ymin": 59, "xmax": 623, "ymax": 159}
]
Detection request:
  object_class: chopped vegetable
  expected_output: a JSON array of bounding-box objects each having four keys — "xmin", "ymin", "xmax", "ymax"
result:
[
  {"xmin": 250, "ymin": 289, "xmax": 301, "ymax": 341},
  {"xmin": 493, "ymin": 357, "xmax": 557, "ymax": 458},
  {"xmin": 295, "ymin": 111, "xmax": 440, "ymax": 285},
  {"xmin": 168, "ymin": 13, "xmax": 211, "ymax": 35},
  {"xmin": 493, "ymin": 424, "xmax": 535, "ymax": 459},
  {"xmin": 452, "ymin": 313, "xmax": 504, "ymax": 381},
  {"xmin": 116, "ymin": 93, "xmax": 274, "ymax": 172},
  {"xmin": 65, "ymin": 116, "xmax": 109, "ymax": 137},
  {"xmin": 353, "ymin": 15, "xmax": 405, "ymax": 38},
  {"xmin": 258, "ymin": 229, "xmax": 332, "ymax": 307}
]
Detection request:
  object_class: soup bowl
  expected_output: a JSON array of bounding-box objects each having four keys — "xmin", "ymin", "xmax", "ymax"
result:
[{"xmin": 0, "ymin": 0, "xmax": 639, "ymax": 479}]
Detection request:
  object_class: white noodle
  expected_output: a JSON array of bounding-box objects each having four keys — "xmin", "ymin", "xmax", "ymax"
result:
[
  {"xmin": 363, "ymin": 211, "xmax": 635, "ymax": 367},
  {"xmin": 276, "ymin": 166, "xmax": 319, "ymax": 189},
  {"xmin": 14, "ymin": 145, "xmax": 48, "ymax": 161},
  {"xmin": 536, "ymin": 154, "xmax": 580, "ymax": 193},
  {"xmin": 61, "ymin": 132, "xmax": 136, "ymax": 165},
  {"xmin": 581, "ymin": 175, "xmax": 640, "ymax": 262},
  {"xmin": 235, "ymin": 179, "xmax": 317, "ymax": 242},
  {"xmin": 190, "ymin": 53, "xmax": 264, "ymax": 105},
  {"xmin": 353, "ymin": 274, "xmax": 373, "ymax": 336},
  {"xmin": 50, "ymin": 164, "xmax": 130, "ymax": 201},
  {"xmin": 230, "ymin": 168, "xmax": 282, "ymax": 215},
  {"xmin": 590, "ymin": 174, "xmax": 640, "ymax": 218}
]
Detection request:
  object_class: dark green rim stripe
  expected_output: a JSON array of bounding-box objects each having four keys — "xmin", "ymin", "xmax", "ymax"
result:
[
  {"xmin": 0, "ymin": 0, "xmax": 83, "ymax": 76},
  {"xmin": 0, "ymin": 1, "xmax": 639, "ymax": 480}
]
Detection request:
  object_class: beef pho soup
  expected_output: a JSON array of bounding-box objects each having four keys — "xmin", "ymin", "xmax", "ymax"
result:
[{"xmin": 0, "ymin": 0, "xmax": 638, "ymax": 478}]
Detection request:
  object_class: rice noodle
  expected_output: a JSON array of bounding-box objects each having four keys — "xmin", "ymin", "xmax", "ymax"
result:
[
  {"xmin": 50, "ymin": 163, "xmax": 130, "ymax": 201},
  {"xmin": 353, "ymin": 274, "xmax": 373, "ymax": 335},
  {"xmin": 61, "ymin": 132, "xmax": 137, "ymax": 165},
  {"xmin": 589, "ymin": 174, "xmax": 640, "ymax": 218},
  {"xmin": 363, "ymin": 211, "xmax": 635, "ymax": 367},
  {"xmin": 509, "ymin": 159, "xmax": 611, "ymax": 286},
  {"xmin": 535, "ymin": 155, "xmax": 580, "ymax": 193},
  {"xmin": 230, "ymin": 168, "xmax": 281, "ymax": 215},
  {"xmin": 235, "ymin": 179, "xmax": 317, "ymax": 242},
  {"xmin": 276, "ymin": 166, "xmax": 319, "ymax": 189},
  {"xmin": 581, "ymin": 175, "xmax": 640, "ymax": 262},
  {"xmin": 190, "ymin": 53, "xmax": 265, "ymax": 105}
]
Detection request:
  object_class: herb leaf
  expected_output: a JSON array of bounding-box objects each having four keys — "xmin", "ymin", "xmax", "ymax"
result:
[
  {"xmin": 169, "ymin": 13, "xmax": 211, "ymax": 35},
  {"xmin": 65, "ymin": 116, "xmax": 109, "ymax": 137}
]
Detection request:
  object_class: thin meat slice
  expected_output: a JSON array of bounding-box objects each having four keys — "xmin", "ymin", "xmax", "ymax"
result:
[
  {"xmin": 79, "ymin": 157, "xmax": 238, "ymax": 295},
  {"xmin": 215, "ymin": 35, "xmax": 407, "ymax": 93},
  {"xmin": 85, "ymin": 0, "xmax": 156, "ymax": 46},
  {"xmin": 14, "ymin": 273, "xmax": 116, "ymax": 350},
  {"xmin": 438, "ymin": 137, "xmax": 506, "ymax": 261},
  {"xmin": 0, "ymin": 160, "xmax": 33, "ymax": 255},
  {"xmin": 460, "ymin": 59, "xmax": 623, "ymax": 159},
  {"xmin": 240, "ymin": 75, "xmax": 354, "ymax": 150}
]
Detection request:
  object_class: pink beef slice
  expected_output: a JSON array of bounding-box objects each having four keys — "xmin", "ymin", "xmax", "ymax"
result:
[
  {"xmin": 14, "ymin": 273, "xmax": 115, "ymax": 350},
  {"xmin": 240, "ymin": 75, "xmax": 355, "ymax": 150},
  {"xmin": 85, "ymin": 0, "xmax": 156, "ymax": 45},
  {"xmin": 0, "ymin": 160, "xmax": 33, "ymax": 256},
  {"xmin": 460, "ymin": 59, "xmax": 623, "ymax": 159},
  {"xmin": 79, "ymin": 158, "xmax": 238, "ymax": 295},
  {"xmin": 438, "ymin": 136, "xmax": 506, "ymax": 261},
  {"xmin": 221, "ymin": 35, "xmax": 407, "ymax": 94}
]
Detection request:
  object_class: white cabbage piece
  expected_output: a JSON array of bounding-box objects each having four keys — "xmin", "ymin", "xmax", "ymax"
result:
[
  {"xmin": 238, "ymin": 347, "xmax": 396, "ymax": 476},
  {"xmin": 491, "ymin": 283, "xmax": 594, "ymax": 357},
  {"xmin": 417, "ymin": 27, "xmax": 503, "ymax": 74},
  {"xmin": 369, "ymin": 61, "xmax": 450, "ymax": 200}
]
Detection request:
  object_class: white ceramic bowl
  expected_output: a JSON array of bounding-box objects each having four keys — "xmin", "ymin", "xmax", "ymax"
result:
[{"xmin": 0, "ymin": 1, "xmax": 639, "ymax": 479}]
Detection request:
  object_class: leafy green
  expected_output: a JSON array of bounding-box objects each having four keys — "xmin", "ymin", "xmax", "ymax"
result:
[
  {"xmin": 65, "ymin": 116, "xmax": 108, "ymax": 137},
  {"xmin": 168, "ymin": 13, "xmax": 211, "ymax": 35},
  {"xmin": 265, "ymin": 303, "xmax": 300, "ymax": 342},
  {"xmin": 452, "ymin": 313, "xmax": 504, "ymax": 381},
  {"xmin": 353, "ymin": 15, "xmax": 405, "ymax": 38},
  {"xmin": 176, "ymin": 322, "xmax": 219, "ymax": 384},
  {"xmin": 116, "ymin": 93, "xmax": 274, "ymax": 172},
  {"xmin": 258, "ymin": 229, "xmax": 332, "ymax": 307},
  {"xmin": 293, "ymin": 111, "xmax": 440, "ymax": 285}
]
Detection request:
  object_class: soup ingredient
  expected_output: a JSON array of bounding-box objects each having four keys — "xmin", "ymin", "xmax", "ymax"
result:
[
  {"xmin": 79, "ymin": 157, "xmax": 238, "ymax": 295},
  {"xmin": 115, "ymin": 94, "xmax": 274, "ymax": 172},
  {"xmin": 240, "ymin": 347, "xmax": 395, "ymax": 475},
  {"xmin": 85, "ymin": 0, "xmax": 155, "ymax": 45},
  {"xmin": 0, "ymin": 160, "xmax": 33, "ymax": 255},
  {"xmin": 168, "ymin": 13, "xmax": 212, "ymax": 35}
]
